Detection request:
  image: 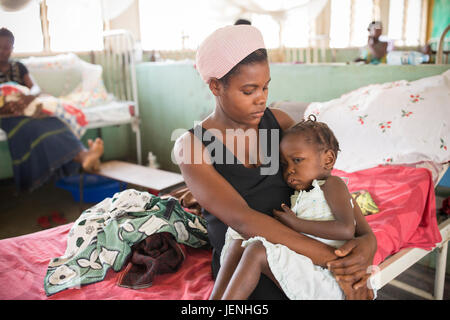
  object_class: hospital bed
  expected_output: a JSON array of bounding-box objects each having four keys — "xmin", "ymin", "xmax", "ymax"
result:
[
  {"xmin": 0, "ymin": 65, "xmax": 448, "ymax": 301},
  {"xmin": 0, "ymin": 162, "xmax": 446, "ymax": 300},
  {"xmin": 272, "ymin": 81, "xmax": 450, "ymax": 300}
]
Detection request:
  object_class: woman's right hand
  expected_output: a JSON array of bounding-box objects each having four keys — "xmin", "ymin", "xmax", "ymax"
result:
[
  {"xmin": 327, "ymin": 234, "xmax": 377, "ymax": 300},
  {"xmin": 337, "ymin": 277, "xmax": 374, "ymax": 300}
]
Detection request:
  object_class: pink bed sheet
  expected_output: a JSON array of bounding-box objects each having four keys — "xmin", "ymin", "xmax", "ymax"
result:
[
  {"xmin": 0, "ymin": 165, "xmax": 442, "ymax": 299},
  {"xmin": 333, "ymin": 165, "xmax": 442, "ymax": 265},
  {"xmin": 0, "ymin": 223, "xmax": 214, "ymax": 300}
]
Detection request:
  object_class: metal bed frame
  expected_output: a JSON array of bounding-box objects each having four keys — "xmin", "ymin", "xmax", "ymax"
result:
[
  {"xmin": 89, "ymin": 29, "xmax": 142, "ymax": 165},
  {"xmin": 369, "ymin": 163, "xmax": 450, "ymax": 300}
]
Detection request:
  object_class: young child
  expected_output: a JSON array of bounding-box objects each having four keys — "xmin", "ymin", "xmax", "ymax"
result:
[
  {"xmin": 354, "ymin": 21, "xmax": 389, "ymax": 65},
  {"xmin": 210, "ymin": 115, "xmax": 359, "ymax": 300}
]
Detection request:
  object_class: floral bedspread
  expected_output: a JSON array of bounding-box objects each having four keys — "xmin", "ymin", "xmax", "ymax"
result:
[
  {"xmin": 44, "ymin": 189, "xmax": 209, "ymax": 296},
  {"xmin": 0, "ymin": 82, "xmax": 87, "ymax": 138}
]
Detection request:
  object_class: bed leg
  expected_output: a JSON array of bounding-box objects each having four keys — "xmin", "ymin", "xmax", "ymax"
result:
[
  {"xmin": 131, "ymin": 117, "xmax": 142, "ymax": 165},
  {"xmin": 434, "ymin": 241, "xmax": 448, "ymax": 300}
]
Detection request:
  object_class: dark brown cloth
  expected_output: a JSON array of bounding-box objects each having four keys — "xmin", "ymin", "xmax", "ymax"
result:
[
  {"xmin": 117, "ymin": 232, "xmax": 185, "ymax": 289},
  {"xmin": 440, "ymin": 196, "xmax": 450, "ymax": 216}
]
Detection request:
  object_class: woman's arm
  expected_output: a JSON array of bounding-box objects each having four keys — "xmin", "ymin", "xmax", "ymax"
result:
[
  {"xmin": 22, "ymin": 73, "xmax": 41, "ymax": 96},
  {"xmin": 174, "ymin": 131, "xmax": 337, "ymax": 267},
  {"xmin": 273, "ymin": 176, "xmax": 355, "ymax": 240}
]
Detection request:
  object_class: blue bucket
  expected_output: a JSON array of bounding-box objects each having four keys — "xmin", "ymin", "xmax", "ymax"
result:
[
  {"xmin": 439, "ymin": 169, "xmax": 450, "ymax": 188},
  {"xmin": 55, "ymin": 174, "xmax": 125, "ymax": 203}
]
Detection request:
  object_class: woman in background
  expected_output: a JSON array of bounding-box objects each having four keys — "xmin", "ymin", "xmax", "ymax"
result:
[{"xmin": 0, "ymin": 27, "xmax": 104, "ymax": 192}]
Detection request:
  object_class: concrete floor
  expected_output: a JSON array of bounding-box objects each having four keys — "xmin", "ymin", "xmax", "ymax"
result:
[
  {"xmin": 0, "ymin": 178, "xmax": 90, "ymax": 239},
  {"xmin": 0, "ymin": 177, "xmax": 448, "ymax": 300}
]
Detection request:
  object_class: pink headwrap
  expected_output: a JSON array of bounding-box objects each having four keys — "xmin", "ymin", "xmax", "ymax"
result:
[{"xmin": 195, "ymin": 25, "xmax": 266, "ymax": 83}]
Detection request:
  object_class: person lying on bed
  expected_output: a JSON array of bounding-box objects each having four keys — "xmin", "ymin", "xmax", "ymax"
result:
[
  {"xmin": 0, "ymin": 27, "xmax": 104, "ymax": 192},
  {"xmin": 174, "ymin": 24, "xmax": 377, "ymax": 300},
  {"xmin": 210, "ymin": 115, "xmax": 376, "ymax": 300}
]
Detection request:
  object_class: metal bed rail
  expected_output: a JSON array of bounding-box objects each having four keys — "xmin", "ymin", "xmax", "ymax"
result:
[
  {"xmin": 90, "ymin": 29, "xmax": 142, "ymax": 165},
  {"xmin": 370, "ymin": 162, "xmax": 450, "ymax": 300}
]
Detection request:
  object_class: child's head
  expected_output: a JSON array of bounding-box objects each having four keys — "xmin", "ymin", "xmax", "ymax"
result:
[
  {"xmin": 196, "ymin": 25, "xmax": 269, "ymax": 126},
  {"xmin": 280, "ymin": 115, "xmax": 340, "ymax": 190},
  {"xmin": 368, "ymin": 21, "xmax": 382, "ymax": 38},
  {"xmin": 0, "ymin": 28, "xmax": 14, "ymax": 63}
]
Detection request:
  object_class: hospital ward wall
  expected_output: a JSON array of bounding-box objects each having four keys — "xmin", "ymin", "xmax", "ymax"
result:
[{"xmin": 135, "ymin": 63, "xmax": 450, "ymax": 173}]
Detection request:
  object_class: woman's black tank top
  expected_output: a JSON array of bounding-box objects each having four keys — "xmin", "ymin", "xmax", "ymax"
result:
[{"xmin": 188, "ymin": 108, "xmax": 291, "ymax": 299}]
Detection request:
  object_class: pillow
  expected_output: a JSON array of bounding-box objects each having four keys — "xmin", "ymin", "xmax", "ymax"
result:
[
  {"xmin": 305, "ymin": 70, "xmax": 450, "ymax": 172},
  {"xmin": 22, "ymin": 53, "xmax": 112, "ymax": 107},
  {"xmin": 21, "ymin": 53, "xmax": 83, "ymax": 97}
]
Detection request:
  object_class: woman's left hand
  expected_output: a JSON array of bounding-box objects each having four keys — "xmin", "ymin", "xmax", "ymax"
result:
[{"xmin": 326, "ymin": 233, "xmax": 377, "ymax": 298}]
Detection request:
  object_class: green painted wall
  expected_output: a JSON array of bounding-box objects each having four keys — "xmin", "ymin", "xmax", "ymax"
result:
[
  {"xmin": 431, "ymin": 0, "xmax": 450, "ymax": 39},
  {"xmin": 135, "ymin": 62, "xmax": 450, "ymax": 173}
]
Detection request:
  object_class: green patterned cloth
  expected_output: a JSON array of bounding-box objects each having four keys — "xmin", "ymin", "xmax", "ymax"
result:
[{"xmin": 44, "ymin": 189, "xmax": 209, "ymax": 296}]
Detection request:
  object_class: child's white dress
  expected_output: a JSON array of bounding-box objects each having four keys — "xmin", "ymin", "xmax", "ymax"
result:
[{"xmin": 221, "ymin": 179, "xmax": 346, "ymax": 300}]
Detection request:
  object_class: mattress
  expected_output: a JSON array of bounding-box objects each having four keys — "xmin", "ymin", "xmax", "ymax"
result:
[{"xmin": 0, "ymin": 100, "xmax": 135, "ymax": 141}]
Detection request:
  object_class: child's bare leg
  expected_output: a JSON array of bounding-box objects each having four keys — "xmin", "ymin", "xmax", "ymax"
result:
[
  {"xmin": 222, "ymin": 240, "xmax": 279, "ymax": 300},
  {"xmin": 209, "ymin": 239, "xmax": 244, "ymax": 300}
]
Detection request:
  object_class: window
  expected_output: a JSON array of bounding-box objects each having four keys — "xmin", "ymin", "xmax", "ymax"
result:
[
  {"xmin": 0, "ymin": 1, "xmax": 43, "ymax": 53},
  {"xmin": 139, "ymin": 0, "xmax": 226, "ymax": 50},
  {"xmin": 0, "ymin": 0, "xmax": 103, "ymax": 53},
  {"xmin": 388, "ymin": 0, "xmax": 423, "ymax": 46},
  {"xmin": 47, "ymin": 0, "xmax": 103, "ymax": 52},
  {"xmin": 330, "ymin": 0, "xmax": 425, "ymax": 48},
  {"xmin": 404, "ymin": 0, "xmax": 422, "ymax": 46},
  {"xmin": 139, "ymin": 0, "xmax": 323, "ymax": 50},
  {"xmin": 1, "ymin": 0, "xmax": 430, "ymax": 54},
  {"xmin": 273, "ymin": 9, "xmax": 310, "ymax": 48},
  {"xmin": 352, "ymin": 0, "xmax": 373, "ymax": 47},
  {"xmin": 250, "ymin": 14, "xmax": 281, "ymax": 49},
  {"xmin": 330, "ymin": 0, "xmax": 351, "ymax": 48},
  {"xmin": 330, "ymin": 0, "xmax": 374, "ymax": 48}
]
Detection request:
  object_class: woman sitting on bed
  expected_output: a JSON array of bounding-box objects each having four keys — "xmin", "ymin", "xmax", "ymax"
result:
[
  {"xmin": 174, "ymin": 25, "xmax": 377, "ymax": 299},
  {"xmin": 0, "ymin": 27, "xmax": 104, "ymax": 192}
]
